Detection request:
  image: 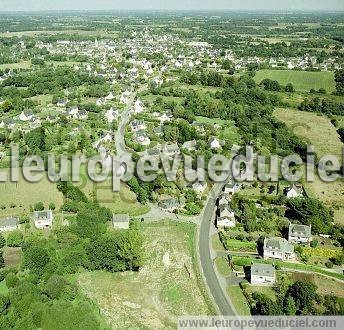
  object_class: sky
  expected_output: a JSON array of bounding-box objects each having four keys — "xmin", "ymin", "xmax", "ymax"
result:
[{"xmin": 0, "ymin": 0, "xmax": 343, "ymax": 12}]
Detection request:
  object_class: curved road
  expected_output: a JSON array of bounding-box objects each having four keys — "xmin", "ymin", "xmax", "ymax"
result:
[{"xmin": 198, "ymin": 182, "xmax": 237, "ymax": 315}]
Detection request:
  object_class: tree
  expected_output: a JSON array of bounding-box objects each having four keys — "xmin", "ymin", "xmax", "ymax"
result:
[
  {"xmin": 5, "ymin": 272, "xmax": 18, "ymax": 288},
  {"xmin": 252, "ymin": 292, "xmax": 282, "ymax": 315},
  {"xmin": 285, "ymin": 83, "xmax": 295, "ymax": 93},
  {"xmin": 23, "ymin": 245, "xmax": 50, "ymax": 275},
  {"xmin": 0, "ymin": 234, "xmax": 5, "ymax": 249},
  {"xmin": 286, "ymin": 280, "xmax": 317, "ymax": 312},
  {"xmin": 0, "ymin": 252, "xmax": 4, "ymax": 269}
]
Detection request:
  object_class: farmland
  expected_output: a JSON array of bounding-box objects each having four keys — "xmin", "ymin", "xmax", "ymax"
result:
[
  {"xmin": 0, "ymin": 169, "xmax": 64, "ymax": 218},
  {"xmin": 254, "ymin": 69, "xmax": 336, "ymax": 92},
  {"xmin": 77, "ymin": 221, "xmax": 214, "ymax": 329}
]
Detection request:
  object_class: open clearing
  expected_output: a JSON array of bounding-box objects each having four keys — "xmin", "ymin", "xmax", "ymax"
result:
[
  {"xmin": 254, "ymin": 70, "xmax": 335, "ymax": 92},
  {"xmin": 77, "ymin": 221, "xmax": 213, "ymax": 329},
  {"xmin": 0, "ymin": 169, "xmax": 63, "ymax": 218},
  {"xmin": 275, "ymin": 108, "xmax": 343, "ymax": 159},
  {"xmin": 275, "ymin": 108, "xmax": 344, "ymax": 222},
  {"xmin": 287, "ymin": 272, "xmax": 344, "ymax": 298}
]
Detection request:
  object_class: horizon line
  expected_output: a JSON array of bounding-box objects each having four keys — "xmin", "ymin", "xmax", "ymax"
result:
[{"xmin": 0, "ymin": 9, "xmax": 344, "ymax": 14}]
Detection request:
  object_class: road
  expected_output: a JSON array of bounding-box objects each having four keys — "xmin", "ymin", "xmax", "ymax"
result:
[
  {"xmin": 114, "ymin": 82, "xmax": 236, "ymax": 315},
  {"xmin": 198, "ymin": 182, "xmax": 237, "ymax": 315}
]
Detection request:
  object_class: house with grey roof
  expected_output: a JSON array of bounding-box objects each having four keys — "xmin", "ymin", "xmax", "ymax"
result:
[
  {"xmin": 158, "ymin": 197, "xmax": 181, "ymax": 212},
  {"xmin": 250, "ymin": 263, "xmax": 276, "ymax": 286},
  {"xmin": 263, "ymin": 237, "xmax": 295, "ymax": 261},
  {"xmin": 0, "ymin": 217, "xmax": 19, "ymax": 232},
  {"xmin": 34, "ymin": 210, "xmax": 53, "ymax": 229},
  {"xmin": 288, "ymin": 224, "xmax": 312, "ymax": 244},
  {"xmin": 112, "ymin": 214, "xmax": 130, "ymax": 230}
]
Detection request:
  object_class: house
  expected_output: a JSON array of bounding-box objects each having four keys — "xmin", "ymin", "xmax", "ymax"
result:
[
  {"xmin": 96, "ymin": 97, "xmax": 106, "ymax": 106},
  {"xmin": 218, "ymin": 193, "xmax": 230, "ymax": 207},
  {"xmin": 105, "ymin": 108, "xmax": 119, "ymax": 123},
  {"xmin": 105, "ymin": 92, "xmax": 115, "ymax": 101},
  {"xmin": 209, "ymin": 137, "xmax": 224, "ymax": 149},
  {"xmin": 66, "ymin": 106, "xmax": 79, "ymax": 118},
  {"xmin": 112, "ymin": 214, "xmax": 130, "ymax": 230},
  {"xmin": 134, "ymin": 99, "xmax": 144, "ymax": 113},
  {"xmin": 0, "ymin": 217, "xmax": 19, "ymax": 232},
  {"xmin": 158, "ymin": 112, "xmax": 172, "ymax": 123},
  {"xmin": 250, "ymin": 263, "xmax": 276, "ymax": 286},
  {"xmin": 76, "ymin": 109, "xmax": 88, "ymax": 120},
  {"xmin": 288, "ymin": 224, "xmax": 312, "ymax": 244},
  {"xmin": 135, "ymin": 130, "xmax": 151, "ymax": 146},
  {"xmin": 57, "ymin": 99, "xmax": 68, "ymax": 107},
  {"xmin": 192, "ymin": 181, "xmax": 207, "ymax": 195},
  {"xmin": 131, "ymin": 120, "xmax": 146, "ymax": 132},
  {"xmin": 263, "ymin": 237, "xmax": 295, "ymax": 261},
  {"xmin": 223, "ymin": 182, "xmax": 241, "ymax": 195},
  {"xmin": 19, "ymin": 110, "xmax": 34, "ymax": 122},
  {"xmin": 216, "ymin": 215, "xmax": 236, "ymax": 229},
  {"xmin": 182, "ymin": 140, "xmax": 197, "ymax": 151},
  {"xmin": 34, "ymin": 210, "xmax": 53, "ymax": 229},
  {"xmin": 159, "ymin": 197, "xmax": 181, "ymax": 212},
  {"xmin": 162, "ymin": 143, "xmax": 180, "ymax": 158},
  {"xmin": 285, "ymin": 183, "xmax": 304, "ymax": 198}
]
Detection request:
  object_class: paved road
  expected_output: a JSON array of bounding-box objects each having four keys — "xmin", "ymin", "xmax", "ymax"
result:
[{"xmin": 198, "ymin": 182, "xmax": 237, "ymax": 315}]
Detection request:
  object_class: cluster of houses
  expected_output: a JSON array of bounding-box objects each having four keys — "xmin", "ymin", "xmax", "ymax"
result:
[
  {"xmin": 215, "ymin": 182, "xmax": 241, "ymax": 229},
  {"xmin": 249, "ymin": 224, "xmax": 312, "ymax": 285}
]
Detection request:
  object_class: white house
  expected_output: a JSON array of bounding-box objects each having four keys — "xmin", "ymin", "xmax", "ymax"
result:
[
  {"xmin": 285, "ymin": 184, "xmax": 304, "ymax": 198},
  {"xmin": 19, "ymin": 110, "xmax": 34, "ymax": 122},
  {"xmin": 34, "ymin": 210, "xmax": 53, "ymax": 229},
  {"xmin": 288, "ymin": 224, "xmax": 312, "ymax": 244},
  {"xmin": 209, "ymin": 137, "xmax": 224, "ymax": 150},
  {"xmin": 223, "ymin": 182, "xmax": 241, "ymax": 195},
  {"xmin": 0, "ymin": 217, "xmax": 19, "ymax": 232},
  {"xmin": 105, "ymin": 108, "xmax": 119, "ymax": 123},
  {"xmin": 134, "ymin": 99, "xmax": 144, "ymax": 113},
  {"xmin": 192, "ymin": 181, "xmax": 207, "ymax": 195},
  {"xmin": 105, "ymin": 92, "xmax": 115, "ymax": 101},
  {"xmin": 250, "ymin": 263, "xmax": 276, "ymax": 286},
  {"xmin": 263, "ymin": 237, "xmax": 295, "ymax": 261},
  {"xmin": 112, "ymin": 214, "xmax": 130, "ymax": 230}
]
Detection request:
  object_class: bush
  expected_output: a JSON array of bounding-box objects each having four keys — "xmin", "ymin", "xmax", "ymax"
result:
[
  {"xmin": 6, "ymin": 231, "xmax": 23, "ymax": 247},
  {"xmin": 310, "ymin": 239, "xmax": 318, "ymax": 248},
  {"xmin": 325, "ymin": 261, "xmax": 333, "ymax": 268},
  {"xmin": 34, "ymin": 202, "xmax": 45, "ymax": 211},
  {"xmin": 0, "ymin": 234, "xmax": 5, "ymax": 249}
]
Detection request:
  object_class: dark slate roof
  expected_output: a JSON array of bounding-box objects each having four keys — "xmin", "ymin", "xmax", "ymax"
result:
[
  {"xmin": 251, "ymin": 263, "xmax": 275, "ymax": 277},
  {"xmin": 0, "ymin": 217, "xmax": 18, "ymax": 228}
]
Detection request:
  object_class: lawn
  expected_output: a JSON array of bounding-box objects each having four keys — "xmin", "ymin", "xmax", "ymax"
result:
[
  {"xmin": 79, "ymin": 176, "xmax": 150, "ymax": 217},
  {"xmin": 254, "ymin": 70, "xmax": 336, "ymax": 92},
  {"xmin": 0, "ymin": 281, "xmax": 9, "ymax": 295},
  {"xmin": 0, "ymin": 169, "xmax": 64, "ymax": 218},
  {"xmin": 215, "ymin": 256, "xmax": 231, "ymax": 277},
  {"xmin": 224, "ymin": 239, "xmax": 257, "ymax": 253},
  {"xmin": 275, "ymin": 107, "xmax": 344, "ymax": 218},
  {"xmin": 77, "ymin": 221, "xmax": 214, "ymax": 329},
  {"xmin": 3, "ymin": 247, "xmax": 22, "ymax": 268},
  {"xmin": 0, "ymin": 61, "xmax": 31, "ymax": 70},
  {"xmin": 227, "ymin": 286, "xmax": 251, "ymax": 316}
]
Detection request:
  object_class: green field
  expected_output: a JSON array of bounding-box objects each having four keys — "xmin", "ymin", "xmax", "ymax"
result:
[
  {"xmin": 274, "ymin": 107, "xmax": 344, "ymax": 220},
  {"xmin": 227, "ymin": 286, "xmax": 251, "ymax": 316},
  {"xmin": 215, "ymin": 256, "xmax": 231, "ymax": 276},
  {"xmin": 77, "ymin": 221, "xmax": 214, "ymax": 328},
  {"xmin": 254, "ymin": 69, "xmax": 335, "ymax": 92},
  {"xmin": 0, "ymin": 169, "xmax": 64, "ymax": 218}
]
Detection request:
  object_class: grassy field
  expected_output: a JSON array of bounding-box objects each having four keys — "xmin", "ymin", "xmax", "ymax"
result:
[
  {"xmin": 0, "ymin": 169, "xmax": 64, "ymax": 218},
  {"xmin": 0, "ymin": 61, "xmax": 31, "ymax": 70},
  {"xmin": 287, "ymin": 272, "xmax": 344, "ymax": 298},
  {"xmin": 227, "ymin": 286, "xmax": 251, "ymax": 316},
  {"xmin": 79, "ymin": 176, "xmax": 150, "ymax": 216},
  {"xmin": 215, "ymin": 256, "xmax": 231, "ymax": 277},
  {"xmin": 274, "ymin": 107, "xmax": 344, "ymax": 220},
  {"xmin": 254, "ymin": 70, "xmax": 335, "ymax": 92},
  {"xmin": 195, "ymin": 116, "xmax": 242, "ymax": 145},
  {"xmin": 77, "ymin": 221, "xmax": 213, "ymax": 329},
  {"xmin": 275, "ymin": 108, "xmax": 343, "ymax": 159}
]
